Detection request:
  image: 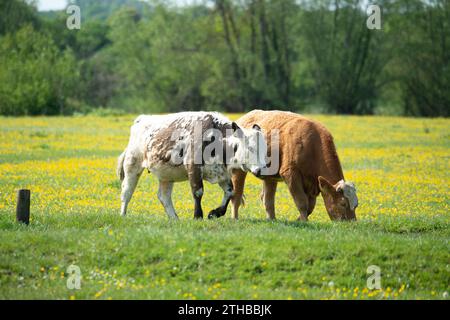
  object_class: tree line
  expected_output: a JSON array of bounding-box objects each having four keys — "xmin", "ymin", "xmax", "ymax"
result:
[{"xmin": 0, "ymin": 0, "xmax": 448, "ymax": 117}]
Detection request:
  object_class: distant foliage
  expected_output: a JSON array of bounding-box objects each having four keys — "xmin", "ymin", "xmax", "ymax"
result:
[
  {"xmin": 0, "ymin": 0, "xmax": 448, "ymax": 116},
  {"xmin": 74, "ymin": 0, "xmax": 148, "ymax": 21},
  {"xmin": 0, "ymin": 0, "xmax": 40, "ymax": 36},
  {"xmin": 393, "ymin": 1, "xmax": 450, "ymax": 117},
  {"xmin": 0, "ymin": 26, "xmax": 79, "ymax": 115}
]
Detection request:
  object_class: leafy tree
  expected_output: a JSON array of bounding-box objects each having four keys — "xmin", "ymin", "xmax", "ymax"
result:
[
  {"xmin": 394, "ymin": 0, "xmax": 449, "ymax": 117},
  {"xmin": 0, "ymin": 26, "xmax": 79, "ymax": 115},
  {"xmin": 300, "ymin": 0, "xmax": 386, "ymax": 114},
  {"xmin": 107, "ymin": 5, "xmax": 217, "ymax": 112},
  {"xmin": 206, "ymin": 0, "xmax": 298, "ymax": 111},
  {"xmin": 0, "ymin": 0, "xmax": 40, "ymax": 36}
]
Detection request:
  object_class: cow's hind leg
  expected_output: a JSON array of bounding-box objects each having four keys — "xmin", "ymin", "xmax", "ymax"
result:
[
  {"xmin": 208, "ymin": 179, "xmax": 233, "ymax": 219},
  {"xmin": 120, "ymin": 153, "xmax": 144, "ymax": 216},
  {"xmin": 157, "ymin": 181, "xmax": 178, "ymax": 219},
  {"xmin": 231, "ymin": 170, "xmax": 247, "ymax": 220},
  {"xmin": 262, "ymin": 179, "xmax": 278, "ymax": 220},
  {"xmin": 282, "ymin": 171, "xmax": 309, "ymax": 221}
]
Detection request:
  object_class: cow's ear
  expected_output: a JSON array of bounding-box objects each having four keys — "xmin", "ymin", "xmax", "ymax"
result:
[
  {"xmin": 318, "ymin": 176, "xmax": 335, "ymax": 195},
  {"xmin": 232, "ymin": 122, "xmax": 243, "ymax": 137},
  {"xmin": 252, "ymin": 124, "xmax": 261, "ymax": 131}
]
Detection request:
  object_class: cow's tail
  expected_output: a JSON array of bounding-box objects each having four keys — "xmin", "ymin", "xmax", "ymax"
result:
[{"xmin": 117, "ymin": 150, "xmax": 126, "ymax": 181}]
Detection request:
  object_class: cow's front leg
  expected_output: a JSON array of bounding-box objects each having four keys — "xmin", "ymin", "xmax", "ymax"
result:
[
  {"xmin": 187, "ymin": 164, "xmax": 204, "ymax": 219},
  {"xmin": 208, "ymin": 179, "xmax": 233, "ymax": 219}
]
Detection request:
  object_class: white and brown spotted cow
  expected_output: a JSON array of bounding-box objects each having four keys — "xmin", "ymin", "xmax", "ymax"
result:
[{"xmin": 117, "ymin": 112, "xmax": 267, "ymax": 219}]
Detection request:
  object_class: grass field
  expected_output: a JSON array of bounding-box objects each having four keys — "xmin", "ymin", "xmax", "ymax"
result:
[{"xmin": 0, "ymin": 114, "xmax": 449, "ymax": 300}]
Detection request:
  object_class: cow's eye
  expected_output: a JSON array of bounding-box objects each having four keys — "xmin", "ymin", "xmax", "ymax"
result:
[{"xmin": 233, "ymin": 144, "xmax": 238, "ymax": 153}]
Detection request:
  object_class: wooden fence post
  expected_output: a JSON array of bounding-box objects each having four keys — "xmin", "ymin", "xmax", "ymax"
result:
[{"xmin": 16, "ymin": 189, "xmax": 30, "ymax": 225}]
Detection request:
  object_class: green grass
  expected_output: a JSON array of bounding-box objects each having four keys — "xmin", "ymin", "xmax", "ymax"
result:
[
  {"xmin": 0, "ymin": 114, "xmax": 449, "ymax": 300},
  {"xmin": 0, "ymin": 215, "xmax": 448, "ymax": 299}
]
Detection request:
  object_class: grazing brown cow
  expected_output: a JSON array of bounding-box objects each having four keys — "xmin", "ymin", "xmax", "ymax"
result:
[{"xmin": 231, "ymin": 110, "xmax": 358, "ymax": 221}]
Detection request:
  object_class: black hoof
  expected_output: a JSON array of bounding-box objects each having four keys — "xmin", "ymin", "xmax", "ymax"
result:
[
  {"xmin": 194, "ymin": 209, "xmax": 203, "ymax": 220},
  {"xmin": 208, "ymin": 208, "xmax": 224, "ymax": 219}
]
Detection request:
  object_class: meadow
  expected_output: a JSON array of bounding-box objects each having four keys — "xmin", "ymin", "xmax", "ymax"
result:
[{"xmin": 0, "ymin": 113, "xmax": 448, "ymax": 300}]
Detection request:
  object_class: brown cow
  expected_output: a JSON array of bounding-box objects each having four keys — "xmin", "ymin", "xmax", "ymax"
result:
[{"xmin": 231, "ymin": 110, "xmax": 358, "ymax": 221}]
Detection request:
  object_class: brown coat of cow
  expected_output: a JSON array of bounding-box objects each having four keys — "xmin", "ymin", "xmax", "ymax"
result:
[{"xmin": 231, "ymin": 110, "xmax": 358, "ymax": 221}]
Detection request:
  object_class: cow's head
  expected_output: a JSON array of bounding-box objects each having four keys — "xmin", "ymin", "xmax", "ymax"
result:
[
  {"xmin": 318, "ymin": 176, "xmax": 358, "ymax": 221},
  {"xmin": 226, "ymin": 122, "xmax": 267, "ymax": 176}
]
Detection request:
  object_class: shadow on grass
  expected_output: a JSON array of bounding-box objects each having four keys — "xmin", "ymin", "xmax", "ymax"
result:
[
  {"xmin": 1, "ymin": 209, "xmax": 447, "ymax": 237},
  {"xmin": 235, "ymin": 215, "xmax": 449, "ymax": 236},
  {"xmin": 239, "ymin": 217, "xmax": 334, "ymax": 230}
]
